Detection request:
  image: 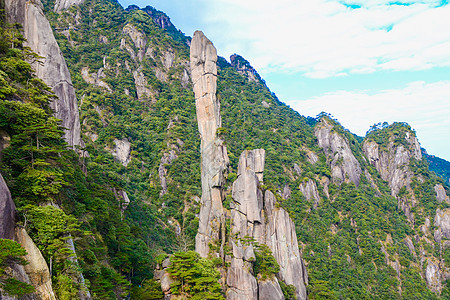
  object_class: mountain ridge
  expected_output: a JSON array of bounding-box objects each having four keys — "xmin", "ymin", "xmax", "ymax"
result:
[{"xmin": 0, "ymin": 0, "xmax": 449, "ymax": 299}]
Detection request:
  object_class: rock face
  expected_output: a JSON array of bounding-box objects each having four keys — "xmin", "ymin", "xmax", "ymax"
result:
[
  {"xmin": 363, "ymin": 130, "xmax": 422, "ymax": 221},
  {"xmin": 0, "ymin": 174, "xmax": 16, "ymax": 240},
  {"xmin": 227, "ymin": 150, "xmax": 308, "ymax": 300},
  {"xmin": 5, "ymin": 0, "xmax": 82, "ymax": 148},
  {"xmin": 227, "ymin": 150, "xmax": 265, "ymax": 300},
  {"xmin": 54, "ymin": 0, "xmax": 84, "ymax": 12},
  {"xmin": 230, "ymin": 54, "xmax": 260, "ymax": 83},
  {"xmin": 434, "ymin": 209, "xmax": 450, "ymax": 241},
  {"xmin": 425, "ymin": 259, "xmax": 442, "ymax": 293},
  {"xmin": 299, "ymin": 179, "xmax": 320, "ymax": 208},
  {"xmin": 15, "ymin": 228, "xmax": 57, "ymax": 300},
  {"xmin": 66, "ymin": 237, "xmax": 92, "ymax": 299},
  {"xmin": 315, "ymin": 119, "xmax": 361, "ymax": 186},
  {"xmin": 264, "ymin": 191, "xmax": 308, "ymax": 300},
  {"xmin": 190, "ymin": 31, "xmax": 229, "ymax": 258},
  {"xmin": 112, "ymin": 138, "xmax": 131, "ymax": 166},
  {"xmin": 435, "ymin": 184, "xmax": 449, "ymax": 203}
]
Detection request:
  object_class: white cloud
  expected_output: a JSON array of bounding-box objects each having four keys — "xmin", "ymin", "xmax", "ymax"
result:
[
  {"xmin": 193, "ymin": 0, "xmax": 450, "ymax": 78},
  {"xmin": 290, "ymin": 80, "xmax": 450, "ymax": 160}
]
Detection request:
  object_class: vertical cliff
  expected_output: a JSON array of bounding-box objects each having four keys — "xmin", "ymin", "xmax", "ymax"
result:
[
  {"xmin": 227, "ymin": 150, "xmax": 308, "ymax": 300},
  {"xmin": 5, "ymin": 0, "xmax": 82, "ymax": 148},
  {"xmin": 0, "ymin": 174, "xmax": 16, "ymax": 240},
  {"xmin": 315, "ymin": 118, "xmax": 361, "ymax": 186},
  {"xmin": 190, "ymin": 30, "xmax": 229, "ymax": 258}
]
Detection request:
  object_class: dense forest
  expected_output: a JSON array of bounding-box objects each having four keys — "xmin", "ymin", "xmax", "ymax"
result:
[{"xmin": 1, "ymin": 0, "xmax": 450, "ymax": 299}]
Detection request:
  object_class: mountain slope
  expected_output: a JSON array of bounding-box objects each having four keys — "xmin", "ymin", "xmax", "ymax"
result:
[{"xmin": 0, "ymin": 0, "xmax": 449, "ymax": 298}]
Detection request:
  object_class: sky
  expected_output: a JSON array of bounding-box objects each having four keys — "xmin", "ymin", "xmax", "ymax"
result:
[{"xmin": 118, "ymin": 0, "xmax": 450, "ymax": 161}]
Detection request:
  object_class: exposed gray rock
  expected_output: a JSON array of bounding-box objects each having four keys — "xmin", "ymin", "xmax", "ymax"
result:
[
  {"xmin": 158, "ymin": 149, "xmax": 178, "ymax": 196},
  {"xmin": 306, "ymin": 150, "xmax": 319, "ymax": 165},
  {"xmin": 5, "ymin": 0, "xmax": 82, "ymax": 148},
  {"xmin": 133, "ymin": 67, "xmax": 155, "ymax": 101},
  {"xmin": 226, "ymin": 259, "xmax": 258, "ymax": 300},
  {"xmin": 315, "ymin": 119, "xmax": 361, "ymax": 186},
  {"xmin": 282, "ymin": 184, "xmax": 291, "ymax": 200},
  {"xmin": 119, "ymin": 190, "xmax": 130, "ymax": 211},
  {"xmin": 293, "ymin": 163, "xmax": 302, "ymax": 176},
  {"xmin": 228, "ymin": 150, "xmax": 263, "ymax": 297},
  {"xmin": 299, "ymin": 179, "xmax": 320, "ymax": 208},
  {"xmin": 230, "ymin": 54, "xmax": 259, "ymax": 83},
  {"xmin": 265, "ymin": 191, "xmax": 307, "ymax": 300},
  {"xmin": 435, "ymin": 209, "xmax": 450, "ymax": 240},
  {"xmin": 404, "ymin": 237, "xmax": 416, "ymax": 256},
  {"xmin": 54, "ymin": 0, "xmax": 84, "ymax": 12},
  {"xmin": 425, "ymin": 259, "xmax": 442, "ymax": 293},
  {"xmin": 435, "ymin": 184, "xmax": 449, "ymax": 204},
  {"xmin": 0, "ymin": 129, "xmax": 11, "ymax": 155},
  {"xmin": 363, "ymin": 135, "xmax": 419, "ymax": 197},
  {"xmin": 81, "ymin": 66, "xmax": 112, "ymax": 92},
  {"xmin": 0, "ymin": 174, "xmax": 16, "ymax": 240},
  {"xmin": 232, "ymin": 150, "xmax": 264, "ymax": 224},
  {"xmin": 112, "ymin": 138, "xmax": 131, "ymax": 166},
  {"xmin": 155, "ymin": 257, "xmax": 175, "ymax": 297},
  {"xmin": 191, "ymin": 31, "xmax": 229, "ymax": 258},
  {"xmin": 258, "ymin": 277, "xmax": 284, "ymax": 300},
  {"xmin": 123, "ymin": 24, "xmax": 147, "ymax": 62},
  {"xmin": 66, "ymin": 237, "xmax": 92, "ymax": 299},
  {"xmin": 363, "ymin": 133, "xmax": 422, "ymax": 221},
  {"xmin": 15, "ymin": 228, "xmax": 57, "ymax": 300}
]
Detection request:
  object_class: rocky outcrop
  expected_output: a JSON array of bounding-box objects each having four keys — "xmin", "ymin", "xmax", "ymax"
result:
[
  {"xmin": 227, "ymin": 150, "xmax": 265, "ymax": 300},
  {"xmin": 315, "ymin": 119, "xmax": 361, "ymax": 186},
  {"xmin": 66, "ymin": 237, "xmax": 92, "ymax": 299},
  {"xmin": 111, "ymin": 138, "xmax": 131, "ymax": 166},
  {"xmin": 81, "ymin": 66, "xmax": 112, "ymax": 92},
  {"xmin": 190, "ymin": 31, "xmax": 229, "ymax": 258},
  {"xmin": 363, "ymin": 130, "xmax": 422, "ymax": 221},
  {"xmin": 435, "ymin": 184, "xmax": 449, "ymax": 204},
  {"xmin": 5, "ymin": 0, "xmax": 82, "ymax": 148},
  {"xmin": 434, "ymin": 209, "xmax": 450, "ymax": 242},
  {"xmin": 230, "ymin": 54, "xmax": 260, "ymax": 83},
  {"xmin": 264, "ymin": 191, "xmax": 308, "ymax": 300},
  {"xmin": 227, "ymin": 150, "xmax": 308, "ymax": 300},
  {"xmin": 158, "ymin": 149, "xmax": 178, "ymax": 196},
  {"xmin": 363, "ymin": 131, "xmax": 421, "ymax": 197},
  {"xmin": 425, "ymin": 259, "xmax": 442, "ymax": 293},
  {"xmin": 0, "ymin": 174, "xmax": 16, "ymax": 240},
  {"xmin": 258, "ymin": 278, "xmax": 284, "ymax": 300},
  {"xmin": 154, "ymin": 257, "xmax": 175, "ymax": 299},
  {"xmin": 122, "ymin": 24, "xmax": 147, "ymax": 62},
  {"xmin": 54, "ymin": 0, "xmax": 84, "ymax": 12},
  {"xmin": 15, "ymin": 228, "xmax": 57, "ymax": 300},
  {"xmin": 299, "ymin": 179, "xmax": 320, "ymax": 208}
]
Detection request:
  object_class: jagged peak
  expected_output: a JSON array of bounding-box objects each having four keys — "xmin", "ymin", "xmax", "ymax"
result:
[
  {"xmin": 364, "ymin": 121, "xmax": 422, "ymax": 160},
  {"xmin": 229, "ymin": 53, "xmax": 262, "ymax": 83}
]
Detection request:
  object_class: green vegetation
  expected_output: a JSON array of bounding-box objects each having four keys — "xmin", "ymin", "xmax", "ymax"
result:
[
  {"xmin": 167, "ymin": 251, "xmax": 224, "ymax": 299},
  {"xmin": 0, "ymin": 0, "xmax": 449, "ymax": 298}
]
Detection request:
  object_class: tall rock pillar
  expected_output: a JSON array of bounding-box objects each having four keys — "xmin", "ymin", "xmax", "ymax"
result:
[{"xmin": 190, "ymin": 31, "xmax": 229, "ymax": 257}]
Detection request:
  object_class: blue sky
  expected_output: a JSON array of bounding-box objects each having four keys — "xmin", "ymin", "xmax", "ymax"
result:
[{"xmin": 118, "ymin": 0, "xmax": 450, "ymax": 161}]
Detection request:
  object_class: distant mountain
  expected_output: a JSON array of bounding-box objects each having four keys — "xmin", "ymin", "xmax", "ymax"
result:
[{"xmin": 423, "ymin": 148, "xmax": 450, "ymax": 186}]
